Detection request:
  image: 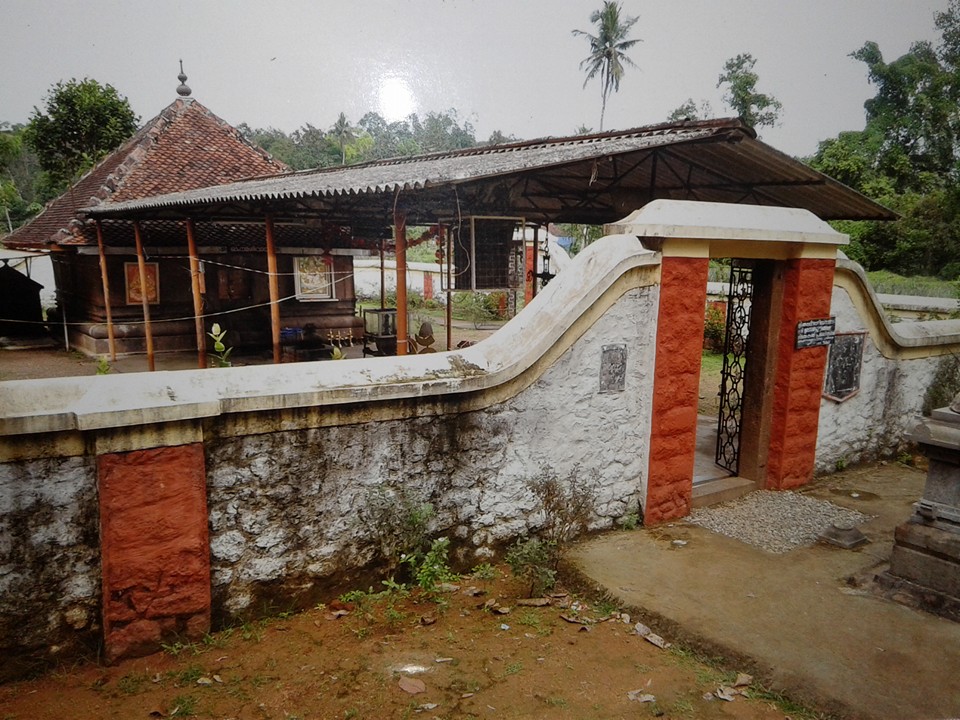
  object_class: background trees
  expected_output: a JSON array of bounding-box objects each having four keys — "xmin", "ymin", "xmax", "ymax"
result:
[
  {"xmin": 23, "ymin": 78, "xmax": 138, "ymax": 193},
  {"xmin": 808, "ymin": 1, "xmax": 960, "ymax": 279},
  {"xmin": 716, "ymin": 53, "xmax": 782, "ymax": 130},
  {"xmin": 572, "ymin": 1, "xmax": 641, "ymax": 131}
]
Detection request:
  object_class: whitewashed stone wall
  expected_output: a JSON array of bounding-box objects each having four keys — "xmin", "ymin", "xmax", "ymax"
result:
[
  {"xmin": 206, "ymin": 286, "xmax": 658, "ymax": 617},
  {"xmin": 816, "ymin": 283, "xmax": 952, "ymax": 473},
  {"xmin": 0, "ymin": 456, "xmax": 100, "ymax": 678}
]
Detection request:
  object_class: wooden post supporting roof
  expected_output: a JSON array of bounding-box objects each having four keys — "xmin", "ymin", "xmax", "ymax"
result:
[
  {"xmin": 132, "ymin": 221, "xmax": 155, "ymax": 372},
  {"xmin": 394, "ymin": 212, "xmax": 407, "ymax": 356},
  {"xmin": 94, "ymin": 221, "xmax": 117, "ymax": 361},
  {"xmin": 264, "ymin": 214, "xmax": 282, "ymax": 364},
  {"xmin": 185, "ymin": 220, "xmax": 207, "ymax": 369}
]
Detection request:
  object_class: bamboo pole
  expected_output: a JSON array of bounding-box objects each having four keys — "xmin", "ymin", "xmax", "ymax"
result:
[
  {"xmin": 133, "ymin": 221, "xmax": 155, "ymax": 371},
  {"xmin": 94, "ymin": 221, "xmax": 117, "ymax": 361},
  {"xmin": 264, "ymin": 214, "xmax": 282, "ymax": 364},
  {"xmin": 394, "ymin": 212, "xmax": 407, "ymax": 356},
  {"xmin": 185, "ymin": 219, "xmax": 207, "ymax": 368}
]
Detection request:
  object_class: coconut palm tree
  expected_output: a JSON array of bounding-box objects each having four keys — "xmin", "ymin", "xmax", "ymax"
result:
[
  {"xmin": 572, "ymin": 2, "xmax": 641, "ymax": 131},
  {"xmin": 331, "ymin": 112, "xmax": 356, "ymax": 165}
]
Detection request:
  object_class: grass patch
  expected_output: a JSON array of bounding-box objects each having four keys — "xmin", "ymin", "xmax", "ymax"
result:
[{"xmin": 866, "ymin": 270, "xmax": 959, "ymax": 298}]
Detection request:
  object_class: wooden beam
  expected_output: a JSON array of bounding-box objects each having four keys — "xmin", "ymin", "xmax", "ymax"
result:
[
  {"xmin": 264, "ymin": 214, "xmax": 282, "ymax": 364},
  {"xmin": 394, "ymin": 212, "xmax": 407, "ymax": 356},
  {"xmin": 185, "ymin": 219, "xmax": 207, "ymax": 369},
  {"xmin": 132, "ymin": 221, "xmax": 155, "ymax": 372},
  {"xmin": 94, "ymin": 221, "xmax": 117, "ymax": 361}
]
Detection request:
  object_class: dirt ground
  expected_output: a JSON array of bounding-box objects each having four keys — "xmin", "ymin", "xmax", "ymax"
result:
[{"xmin": 0, "ymin": 569, "xmax": 805, "ymax": 720}]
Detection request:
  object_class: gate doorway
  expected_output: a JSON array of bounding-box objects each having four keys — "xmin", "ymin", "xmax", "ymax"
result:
[{"xmin": 693, "ymin": 259, "xmax": 759, "ymax": 505}]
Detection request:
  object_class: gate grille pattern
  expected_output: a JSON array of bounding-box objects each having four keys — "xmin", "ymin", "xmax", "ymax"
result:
[{"xmin": 715, "ymin": 261, "xmax": 753, "ymax": 474}]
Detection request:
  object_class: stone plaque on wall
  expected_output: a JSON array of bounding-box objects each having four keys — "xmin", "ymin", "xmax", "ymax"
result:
[
  {"xmin": 599, "ymin": 344, "xmax": 627, "ymax": 394},
  {"xmin": 823, "ymin": 332, "xmax": 865, "ymax": 402}
]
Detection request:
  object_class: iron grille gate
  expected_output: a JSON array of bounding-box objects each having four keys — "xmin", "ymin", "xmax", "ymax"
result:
[{"xmin": 715, "ymin": 260, "xmax": 753, "ymax": 474}]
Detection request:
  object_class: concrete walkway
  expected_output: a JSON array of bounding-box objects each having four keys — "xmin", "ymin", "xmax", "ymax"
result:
[{"xmin": 570, "ymin": 463, "xmax": 960, "ymax": 719}]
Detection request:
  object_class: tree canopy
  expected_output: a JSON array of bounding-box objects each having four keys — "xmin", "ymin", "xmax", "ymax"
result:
[
  {"xmin": 23, "ymin": 78, "xmax": 138, "ymax": 193},
  {"xmin": 807, "ymin": 1, "xmax": 960, "ymax": 278},
  {"xmin": 716, "ymin": 53, "xmax": 782, "ymax": 130},
  {"xmin": 572, "ymin": 1, "xmax": 641, "ymax": 131}
]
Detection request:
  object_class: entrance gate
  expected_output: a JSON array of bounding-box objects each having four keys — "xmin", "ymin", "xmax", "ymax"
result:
[{"xmin": 715, "ymin": 260, "xmax": 753, "ymax": 475}]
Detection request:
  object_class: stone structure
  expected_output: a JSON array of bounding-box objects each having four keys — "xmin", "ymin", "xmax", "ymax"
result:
[
  {"xmin": 886, "ymin": 394, "xmax": 960, "ymax": 616},
  {"xmin": 3, "ymin": 201, "xmax": 960, "ymax": 674}
]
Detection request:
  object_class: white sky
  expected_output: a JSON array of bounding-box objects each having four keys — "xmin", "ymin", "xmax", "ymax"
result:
[{"xmin": 0, "ymin": 0, "xmax": 949, "ymax": 159}]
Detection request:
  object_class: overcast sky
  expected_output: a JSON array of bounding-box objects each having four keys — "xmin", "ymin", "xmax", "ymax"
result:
[{"xmin": 0, "ymin": 0, "xmax": 949, "ymax": 159}]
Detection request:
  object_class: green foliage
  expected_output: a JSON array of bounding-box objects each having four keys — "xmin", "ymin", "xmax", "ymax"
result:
[
  {"xmin": 207, "ymin": 323, "xmax": 232, "ymax": 367},
  {"xmin": 572, "ymin": 1, "xmax": 641, "ymax": 130},
  {"xmin": 865, "ymin": 270, "xmax": 959, "ymax": 297},
  {"xmin": 666, "ymin": 98, "xmax": 713, "ymax": 123},
  {"xmin": 470, "ymin": 562, "xmax": 498, "ymax": 581},
  {"xmin": 703, "ymin": 303, "xmax": 726, "ymax": 349},
  {"xmin": 505, "ymin": 537, "xmax": 557, "ymax": 597},
  {"xmin": 616, "ymin": 511, "xmax": 639, "ymax": 530},
  {"xmin": 717, "ymin": 53, "xmax": 782, "ymax": 129},
  {"xmin": 95, "ymin": 356, "xmax": 112, "ymax": 375},
  {"xmin": 404, "ymin": 537, "xmax": 457, "ymax": 593},
  {"xmin": 24, "ymin": 78, "xmax": 138, "ymax": 192},
  {"xmin": 528, "ymin": 465, "xmax": 597, "ymax": 553},
  {"xmin": 358, "ymin": 486, "xmax": 435, "ymax": 576},
  {"xmin": 168, "ymin": 694, "xmax": 198, "ymax": 717},
  {"xmin": 555, "ymin": 223, "xmax": 603, "ymax": 255},
  {"xmin": 452, "ymin": 292, "xmax": 499, "ymax": 328}
]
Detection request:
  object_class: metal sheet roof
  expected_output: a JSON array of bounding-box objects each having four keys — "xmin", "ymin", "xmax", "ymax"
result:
[{"xmin": 85, "ymin": 118, "xmax": 895, "ymax": 228}]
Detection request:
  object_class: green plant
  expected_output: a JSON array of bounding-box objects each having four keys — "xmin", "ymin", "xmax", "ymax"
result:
[
  {"xmin": 616, "ymin": 511, "xmax": 639, "ymax": 530},
  {"xmin": 703, "ymin": 303, "xmax": 726, "ymax": 349},
  {"xmin": 168, "ymin": 694, "xmax": 198, "ymax": 717},
  {"xmin": 358, "ymin": 487, "xmax": 435, "ymax": 577},
  {"xmin": 207, "ymin": 322, "xmax": 233, "ymax": 367},
  {"xmin": 505, "ymin": 537, "xmax": 557, "ymax": 597},
  {"xmin": 528, "ymin": 465, "xmax": 597, "ymax": 561},
  {"xmin": 471, "ymin": 562, "xmax": 498, "ymax": 581},
  {"xmin": 835, "ymin": 457, "xmax": 847, "ymax": 472},
  {"xmin": 405, "ymin": 537, "xmax": 457, "ymax": 593},
  {"xmin": 95, "ymin": 356, "xmax": 111, "ymax": 375}
]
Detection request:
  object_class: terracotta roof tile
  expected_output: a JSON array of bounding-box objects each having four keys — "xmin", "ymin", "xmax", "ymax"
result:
[{"xmin": 2, "ymin": 98, "xmax": 287, "ymax": 251}]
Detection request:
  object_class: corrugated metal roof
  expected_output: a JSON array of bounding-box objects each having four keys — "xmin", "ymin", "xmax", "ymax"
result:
[{"xmin": 85, "ymin": 118, "xmax": 895, "ymax": 224}]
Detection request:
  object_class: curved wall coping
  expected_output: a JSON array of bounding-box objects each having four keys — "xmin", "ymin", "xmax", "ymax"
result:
[
  {"xmin": 833, "ymin": 254, "xmax": 960, "ymax": 358},
  {"xmin": 0, "ymin": 235, "xmax": 660, "ymax": 437}
]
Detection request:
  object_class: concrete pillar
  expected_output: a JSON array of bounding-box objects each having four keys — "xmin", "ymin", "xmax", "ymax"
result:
[
  {"xmin": 97, "ymin": 442, "xmax": 210, "ymax": 662},
  {"xmin": 765, "ymin": 258, "xmax": 836, "ymax": 489},
  {"xmin": 645, "ymin": 254, "xmax": 710, "ymax": 524}
]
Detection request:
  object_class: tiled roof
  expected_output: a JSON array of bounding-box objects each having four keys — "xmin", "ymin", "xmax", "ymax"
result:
[{"xmin": 2, "ymin": 98, "xmax": 287, "ymax": 251}]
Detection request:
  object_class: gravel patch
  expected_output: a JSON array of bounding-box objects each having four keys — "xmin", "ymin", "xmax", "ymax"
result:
[{"xmin": 688, "ymin": 490, "xmax": 872, "ymax": 553}]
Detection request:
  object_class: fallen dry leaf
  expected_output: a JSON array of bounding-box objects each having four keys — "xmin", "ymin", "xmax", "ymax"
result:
[
  {"xmin": 733, "ymin": 672, "xmax": 753, "ymax": 687},
  {"xmin": 398, "ymin": 676, "xmax": 427, "ymax": 694}
]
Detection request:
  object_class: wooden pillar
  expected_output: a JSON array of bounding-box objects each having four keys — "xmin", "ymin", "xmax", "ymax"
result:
[
  {"xmin": 394, "ymin": 212, "xmax": 408, "ymax": 356},
  {"xmin": 185, "ymin": 220, "xmax": 207, "ymax": 369},
  {"xmin": 132, "ymin": 221, "xmax": 155, "ymax": 372},
  {"xmin": 645, "ymin": 254, "xmax": 710, "ymax": 524},
  {"xmin": 264, "ymin": 214, "xmax": 282, "ymax": 364},
  {"xmin": 94, "ymin": 221, "xmax": 117, "ymax": 361},
  {"xmin": 379, "ymin": 240, "xmax": 386, "ymax": 310}
]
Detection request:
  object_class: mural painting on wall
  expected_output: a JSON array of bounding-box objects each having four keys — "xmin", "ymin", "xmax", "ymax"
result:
[
  {"xmin": 124, "ymin": 262, "xmax": 159, "ymax": 305},
  {"xmin": 823, "ymin": 332, "xmax": 865, "ymax": 402},
  {"xmin": 295, "ymin": 256, "xmax": 334, "ymax": 300}
]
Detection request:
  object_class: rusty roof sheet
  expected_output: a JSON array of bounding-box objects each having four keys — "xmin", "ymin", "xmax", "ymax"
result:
[{"xmin": 86, "ymin": 117, "xmax": 895, "ymax": 224}]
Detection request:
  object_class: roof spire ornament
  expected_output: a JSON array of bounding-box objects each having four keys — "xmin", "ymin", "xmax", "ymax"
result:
[{"xmin": 176, "ymin": 60, "xmax": 192, "ymax": 97}]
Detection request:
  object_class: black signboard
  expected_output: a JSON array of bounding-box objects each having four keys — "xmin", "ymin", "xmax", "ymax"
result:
[
  {"xmin": 599, "ymin": 344, "xmax": 627, "ymax": 394},
  {"xmin": 795, "ymin": 317, "xmax": 836, "ymax": 349},
  {"xmin": 824, "ymin": 332, "xmax": 865, "ymax": 402}
]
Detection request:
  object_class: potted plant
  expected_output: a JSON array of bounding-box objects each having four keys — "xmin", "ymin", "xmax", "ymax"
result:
[{"xmin": 208, "ymin": 323, "xmax": 233, "ymax": 367}]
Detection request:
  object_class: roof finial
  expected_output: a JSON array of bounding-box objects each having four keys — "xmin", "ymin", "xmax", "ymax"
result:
[{"xmin": 176, "ymin": 59, "xmax": 192, "ymax": 97}]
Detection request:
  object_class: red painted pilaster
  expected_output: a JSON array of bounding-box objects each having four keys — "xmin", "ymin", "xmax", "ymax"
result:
[
  {"xmin": 98, "ymin": 444, "xmax": 210, "ymax": 662},
  {"xmin": 646, "ymin": 256, "xmax": 710, "ymax": 524},
  {"xmin": 766, "ymin": 258, "xmax": 835, "ymax": 490}
]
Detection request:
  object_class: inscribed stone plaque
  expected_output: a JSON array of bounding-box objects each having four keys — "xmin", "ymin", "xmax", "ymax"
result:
[
  {"xmin": 599, "ymin": 344, "xmax": 627, "ymax": 394},
  {"xmin": 823, "ymin": 332, "xmax": 865, "ymax": 402},
  {"xmin": 796, "ymin": 317, "xmax": 836, "ymax": 349}
]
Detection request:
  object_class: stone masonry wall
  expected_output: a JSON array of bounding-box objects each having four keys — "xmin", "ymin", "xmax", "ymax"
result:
[
  {"xmin": 0, "ymin": 455, "xmax": 100, "ymax": 680},
  {"xmin": 205, "ymin": 287, "xmax": 657, "ymax": 619},
  {"xmin": 816, "ymin": 286, "xmax": 943, "ymax": 472}
]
